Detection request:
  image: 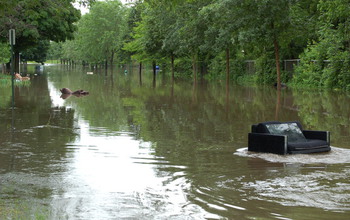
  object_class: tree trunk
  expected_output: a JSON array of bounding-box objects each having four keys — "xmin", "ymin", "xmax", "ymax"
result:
[
  {"xmin": 14, "ymin": 52, "xmax": 20, "ymax": 73},
  {"xmin": 275, "ymin": 88, "xmax": 281, "ymax": 120},
  {"xmin": 171, "ymin": 53, "xmax": 175, "ymax": 82},
  {"xmin": 139, "ymin": 62, "xmax": 142, "ymax": 86},
  {"xmin": 2, "ymin": 63, "xmax": 6, "ymax": 74},
  {"xmin": 200, "ymin": 61, "xmax": 208, "ymax": 77},
  {"xmin": 110, "ymin": 52, "xmax": 114, "ymax": 67},
  {"xmin": 225, "ymin": 48, "xmax": 230, "ymax": 115},
  {"xmin": 226, "ymin": 47, "xmax": 230, "ymax": 83},
  {"xmin": 274, "ymin": 38, "xmax": 281, "ymax": 90},
  {"xmin": 152, "ymin": 60, "xmax": 156, "ymax": 88},
  {"xmin": 192, "ymin": 53, "xmax": 197, "ymax": 83},
  {"xmin": 6, "ymin": 62, "xmax": 11, "ymax": 72}
]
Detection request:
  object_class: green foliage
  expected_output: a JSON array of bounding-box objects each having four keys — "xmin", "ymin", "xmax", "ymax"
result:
[
  {"xmin": 287, "ymin": 0, "xmax": 320, "ymax": 58},
  {"xmin": 0, "ymin": 42, "xmax": 10, "ymax": 64},
  {"xmin": 205, "ymin": 52, "xmax": 227, "ymax": 80},
  {"xmin": 292, "ymin": 0, "xmax": 350, "ymax": 90},
  {"xmin": 22, "ymin": 40, "xmax": 50, "ymax": 64},
  {"xmin": 0, "ymin": 74, "xmax": 12, "ymax": 87},
  {"xmin": 47, "ymin": 42, "xmax": 63, "ymax": 61},
  {"xmin": 123, "ymin": 0, "xmax": 181, "ymax": 62},
  {"xmin": 46, "ymin": 0, "xmax": 350, "ymax": 89},
  {"xmin": 62, "ymin": 0, "xmax": 127, "ymax": 65},
  {"xmin": 254, "ymin": 54, "xmax": 277, "ymax": 84},
  {"xmin": 0, "ymin": 0, "xmax": 80, "ymax": 50},
  {"xmin": 0, "ymin": 74, "xmax": 31, "ymax": 90},
  {"xmin": 173, "ymin": 57, "xmax": 193, "ymax": 79},
  {"xmin": 292, "ymin": 43, "xmax": 325, "ymax": 87},
  {"xmin": 61, "ymin": 39, "xmax": 80, "ymax": 63}
]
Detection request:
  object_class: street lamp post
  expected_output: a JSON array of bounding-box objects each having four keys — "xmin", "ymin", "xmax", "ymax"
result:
[{"xmin": 9, "ymin": 29, "xmax": 15, "ymax": 108}]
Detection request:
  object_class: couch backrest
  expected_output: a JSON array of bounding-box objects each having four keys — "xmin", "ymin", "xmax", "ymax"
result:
[
  {"xmin": 255, "ymin": 121, "xmax": 281, "ymax": 133},
  {"xmin": 287, "ymin": 121, "xmax": 303, "ymax": 130},
  {"xmin": 253, "ymin": 121, "xmax": 303, "ymax": 133},
  {"xmin": 253, "ymin": 121, "xmax": 306, "ymax": 143}
]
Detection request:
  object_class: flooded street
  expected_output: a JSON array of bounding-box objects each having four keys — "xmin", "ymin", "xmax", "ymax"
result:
[{"xmin": 0, "ymin": 64, "xmax": 349, "ymax": 219}]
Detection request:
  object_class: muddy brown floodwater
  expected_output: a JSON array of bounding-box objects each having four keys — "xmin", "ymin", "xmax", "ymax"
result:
[{"xmin": 0, "ymin": 64, "xmax": 349, "ymax": 219}]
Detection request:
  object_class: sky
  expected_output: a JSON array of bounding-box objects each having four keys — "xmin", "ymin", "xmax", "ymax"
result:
[{"xmin": 74, "ymin": 0, "xmax": 131, "ymax": 15}]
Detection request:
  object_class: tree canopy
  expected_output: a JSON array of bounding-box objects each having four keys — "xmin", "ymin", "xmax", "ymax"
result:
[
  {"xmin": 59, "ymin": 0, "xmax": 127, "ymax": 66},
  {"xmin": 122, "ymin": 0, "xmax": 350, "ymax": 89},
  {"xmin": 0, "ymin": 0, "xmax": 80, "ymax": 70},
  {"xmin": 0, "ymin": 42, "xmax": 10, "ymax": 64},
  {"xmin": 16, "ymin": 0, "xmax": 350, "ymax": 90},
  {"xmin": 0, "ymin": 0, "xmax": 80, "ymax": 49}
]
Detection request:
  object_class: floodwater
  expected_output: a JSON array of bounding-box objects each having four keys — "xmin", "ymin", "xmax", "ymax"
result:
[{"xmin": 0, "ymin": 64, "xmax": 349, "ymax": 220}]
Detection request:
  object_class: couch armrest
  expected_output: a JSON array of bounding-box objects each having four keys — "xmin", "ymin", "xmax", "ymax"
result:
[
  {"xmin": 303, "ymin": 130, "xmax": 330, "ymax": 144},
  {"xmin": 248, "ymin": 133, "xmax": 288, "ymax": 155}
]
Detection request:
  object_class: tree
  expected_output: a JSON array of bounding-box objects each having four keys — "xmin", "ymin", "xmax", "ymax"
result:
[
  {"xmin": 47, "ymin": 41, "xmax": 63, "ymax": 61},
  {"xmin": 294, "ymin": 0, "xmax": 350, "ymax": 90},
  {"xmin": 61, "ymin": 39, "xmax": 81, "ymax": 65},
  {"xmin": 21, "ymin": 40, "xmax": 50, "ymax": 64},
  {"xmin": 237, "ymin": 0, "xmax": 297, "ymax": 89},
  {"xmin": 318, "ymin": 0, "xmax": 350, "ymax": 89},
  {"xmin": 0, "ymin": 42, "xmax": 11, "ymax": 73},
  {"xmin": 0, "ymin": 0, "xmax": 80, "ymax": 71},
  {"xmin": 173, "ymin": 0, "xmax": 214, "ymax": 80},
  {"xmin": 120, "ymin": 0, "xmax": 143, "ymax": 63},
  {"xmin": 199, "ymin": 0, "xmax": 242, "ymax": 81},
  {"xmin": 92, "ymin": 0, "xmax": 350, "ymax": 89},
  {"xmin": 124, "ymin": 0, "xmax": 215, "ymax": 81},
  {"xmin": 73, "ymin": 0, "xmax": 127, "ymax": 67}
]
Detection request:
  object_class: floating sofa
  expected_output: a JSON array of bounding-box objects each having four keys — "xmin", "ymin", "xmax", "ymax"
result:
[{"xmin": 248, "ymin": 121, "xmax": 331, "ymax": 154}]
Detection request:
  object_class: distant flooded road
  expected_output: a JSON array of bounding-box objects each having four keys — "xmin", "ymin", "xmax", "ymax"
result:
[{"xmin": 0, "ymin": 64, "xmax": 349, "ymax": 219}]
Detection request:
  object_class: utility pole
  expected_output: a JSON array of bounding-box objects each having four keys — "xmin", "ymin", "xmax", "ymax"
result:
[{"xmin": 9, "ymin": 29, "xmax": 15, "ymax": 108}]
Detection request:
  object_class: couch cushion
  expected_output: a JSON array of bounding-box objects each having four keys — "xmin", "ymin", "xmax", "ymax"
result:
[
  {"xmin": 265, "ymin": 122, "xmax": 307, "ymax": 143},
  {"xmin": 288, "ymin": 139, "xmax": 329, "ymax": 151}
]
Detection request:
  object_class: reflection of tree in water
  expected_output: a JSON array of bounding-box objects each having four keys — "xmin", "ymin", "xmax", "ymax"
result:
[
  {"xmin": 0, "ymin": 104, "xmax": 78, "ymax": 220},
  {"xmin": 292, "ymin": 90, "xmax": 350, "ymax": 147},
  {"xmin": 121, "ymin": 82, "xmax": 350, "ymax": 218},
  {"xmin": 129, "ymin": 84, "xmax": 300, "ymax": 162},
  {"xmin": 0, "ymin": 76, "xmax": 81, "ymax": 219},
  {"xmin": 0, "ymin": 73, "xmax": 80, "ymax": 209},
  {"xmin": 2, "ymin": 106, "xmax": 78, "ymax": 174}
]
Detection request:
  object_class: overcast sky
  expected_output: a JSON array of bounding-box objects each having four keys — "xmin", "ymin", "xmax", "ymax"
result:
[{"xmin": 74, "ymin": 0, "xmax": 131, "ymax": 15}]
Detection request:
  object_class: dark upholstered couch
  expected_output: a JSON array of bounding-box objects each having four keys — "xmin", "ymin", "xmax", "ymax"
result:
[{"xmin": 248, "ymin": 121, "xmax": 331, "ymax": 155}]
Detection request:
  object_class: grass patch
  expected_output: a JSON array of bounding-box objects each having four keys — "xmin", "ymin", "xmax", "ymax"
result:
[
  {"xmin": 0, "ymin": 74, "xmax": 31, "ymax": 88},
  {"xmin": 45, "ymin": 60, "xmax": 60, "ymax": 64}
]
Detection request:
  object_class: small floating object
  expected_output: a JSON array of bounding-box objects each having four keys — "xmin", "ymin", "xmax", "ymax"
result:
[
  {"xmin": 248, "ymin": 121, "xmax": 331, "ymax": 155},
  {"xmin": 87, "ymin": 72, "xmax": 93, "ymax": 75},
  {"xmin": 60, "ymin": 88, "xmax": 89, "ymax": 95}
]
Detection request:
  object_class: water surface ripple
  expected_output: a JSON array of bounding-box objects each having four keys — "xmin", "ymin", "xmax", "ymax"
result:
[{"xmin": 0, "ymin": 65, "xmax": 349, "ymax": 219}]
